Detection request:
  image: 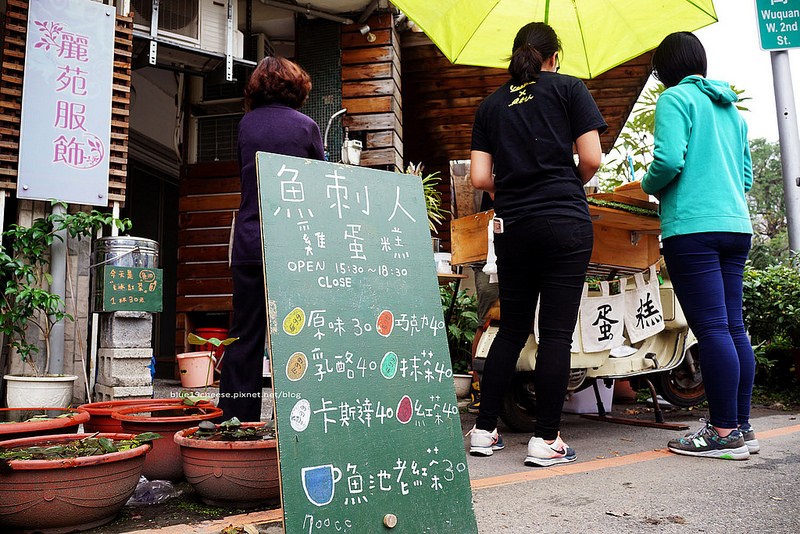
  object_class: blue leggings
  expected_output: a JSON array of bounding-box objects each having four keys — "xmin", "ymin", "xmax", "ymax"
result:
[{"xmin": 662, "ymin": 232, "xmax": 755, "ymax": 429}]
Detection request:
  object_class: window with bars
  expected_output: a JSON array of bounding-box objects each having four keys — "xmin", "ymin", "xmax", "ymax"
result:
[{"xmin": 196, "ymin": 114, "xmax": 242, "ymax": 162}]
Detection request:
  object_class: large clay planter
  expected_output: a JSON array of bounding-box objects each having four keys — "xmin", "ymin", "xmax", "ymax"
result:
[
  {"xmin": 174, "ymin": 424, "xmax": 278, "ymax": 507},
  {"xmin": 112, "ymin": 404, "xmax": 223, "ymax": 481},
  {"xmin": 0, "ymin": 432, "xmax": 150, "ymax": 532},
  {"xmin": 77, "ymin": 398, "xmax": 212, "ymax": 434},
  {"xmin": 0, "ymin": 407, "xmax": 90, "ymax": 441}
]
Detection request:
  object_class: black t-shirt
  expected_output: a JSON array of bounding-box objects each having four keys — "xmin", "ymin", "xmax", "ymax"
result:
[{"xmin": 471, "ymin": 72, "xmax": 607, "ymax": 224}]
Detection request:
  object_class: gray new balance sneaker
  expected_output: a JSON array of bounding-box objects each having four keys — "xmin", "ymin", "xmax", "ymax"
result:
[
  {"xmin": 668, "ymin": 421, "xmax": 749, "ymax": 460},
  {"xmin": 739, "ymin": 423, "xmax": 760, "ymax": 454}
]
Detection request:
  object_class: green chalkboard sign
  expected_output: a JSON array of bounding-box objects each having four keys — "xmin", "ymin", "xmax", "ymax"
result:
[
  {"xmin": 257, "ymin": 153, "xmax": 477, "ymax": 534},
  {"xmin": 100, "ymin": 266, "xmax": 163, "ymax": 312}
]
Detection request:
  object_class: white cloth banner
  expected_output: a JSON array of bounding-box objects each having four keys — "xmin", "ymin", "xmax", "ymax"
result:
[
  {"xmin": 623, "ymin": 264, "xmax": 665, "ymax": 343},
  {"xmin": 579, "ymin": 279, "xmax": 626, "ymax": 353}
]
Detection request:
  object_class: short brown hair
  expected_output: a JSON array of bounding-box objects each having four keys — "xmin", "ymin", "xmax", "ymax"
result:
[{"xmin": 243, "ymin": 57, "xmax": 312, "ymax": 111}]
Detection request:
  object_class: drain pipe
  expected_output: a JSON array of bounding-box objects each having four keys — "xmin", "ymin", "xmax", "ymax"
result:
[
  {"xmin": 323, "ymin": 108, "xmax": 347, "ymax": 162},
  {"xmin": 258, "ymin": 0, "xmax": 354, "ymax": 25},
  {"xmin": 357, "ymin": 0, "xmax": 379, "ymax": 24},
  {"xmin": 48, "ymin": 202, "xmax": 67, "ymax": 375}
]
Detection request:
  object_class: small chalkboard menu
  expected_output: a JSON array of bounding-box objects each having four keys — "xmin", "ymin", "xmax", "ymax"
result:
[
  {"xmin": 99, "ymin": 266, "xmax": 163, "ymax": 312},
  {"xmin": 257, "ymin": 153, "xmax": 477, "ymax": 534}
]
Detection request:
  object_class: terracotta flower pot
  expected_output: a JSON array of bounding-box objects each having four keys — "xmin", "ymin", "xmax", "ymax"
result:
[
  {"xmin": 0, "ymin": 432, "xmax": 150, "ymax": 532},
  {"xmin": 174, "ymin": 423, "xmax": 278, "ymax": 507},
  {"xmin": 0, "ymin": 407, "xmax": 90, "ymax": 441},
  {"xmin": 176, "ymin": 351, "xmax": 216, "ymax": 388},
  {"xmin": 78, "ymin": 398, "xmax": 211, "ymax": 434},
  {"xmin": 112, "ymin": 404, "xmax": 223, "ymax": 481}
]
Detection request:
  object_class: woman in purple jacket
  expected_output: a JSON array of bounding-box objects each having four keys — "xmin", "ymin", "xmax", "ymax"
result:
[{"xmin": 218, "ymin": 57, "xmax": 324, "ymax": 421}]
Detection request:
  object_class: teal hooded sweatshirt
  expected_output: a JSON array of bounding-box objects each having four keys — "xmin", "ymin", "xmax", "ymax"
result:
[{"xmin": 641, "ymin": 75, "xmax": 753, "ymax": 239}]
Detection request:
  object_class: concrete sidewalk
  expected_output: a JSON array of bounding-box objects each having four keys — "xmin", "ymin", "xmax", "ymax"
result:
[{"xmin": 99, "ymin": 382, "xmax": 799, "ymax": 534}]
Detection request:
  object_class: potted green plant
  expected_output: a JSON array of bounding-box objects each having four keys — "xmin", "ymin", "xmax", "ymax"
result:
[
  {"xmin": 176, "ymin": 332, "xmax": 239, "ymax": 389},
  {"xmin": 112, "ymin": 403, "xmax": 223, "ymax": 481},
  {"xmin": 0, "ymin": 431, "xmax": 157, "ymax": 531},
  {"xmin": 0, "ymin": 407, "xmax": 90, "ymax": 440},
  {"xmin": 0, "ymin": 201, "xmax": 131, "ymax": 407},
  {"xmin": 440, "ymin": 283, "xmax": 479, "ymax": 397},
  {"xmin": 77, "ymin": 396, "xmax": 212, "ymax": 434},
  {"xmin": 173, "ymin": 417, "xmax": 278, "ymax": 507},
  {"xmin": 405, "ymin": 162, "xmax": 449, "ymax": 233}
]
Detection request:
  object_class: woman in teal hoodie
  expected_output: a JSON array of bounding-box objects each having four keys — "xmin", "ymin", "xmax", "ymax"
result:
[{"xmin": 642, "ymin": 32, "xmax": 756, "ymax": 460}]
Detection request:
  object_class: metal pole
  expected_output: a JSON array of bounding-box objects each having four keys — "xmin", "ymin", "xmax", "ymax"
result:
[
  {"xmin": 770, "ymin": 50, "xmax": 800, "ymax": 252},
  {"xmin": 49, "ymin": 203, "xmax": 67, "ymax": 375}
]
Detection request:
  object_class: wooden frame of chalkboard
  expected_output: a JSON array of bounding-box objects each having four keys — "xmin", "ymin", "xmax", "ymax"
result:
[{"xmin": 257, "ymin": 153, "xmax": 478, "ymax": 533}]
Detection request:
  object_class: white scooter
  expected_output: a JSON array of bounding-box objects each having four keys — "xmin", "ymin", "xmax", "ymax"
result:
[{"xmin": 471, "ymin": 267, "xmax": 705, "ymax": 432}]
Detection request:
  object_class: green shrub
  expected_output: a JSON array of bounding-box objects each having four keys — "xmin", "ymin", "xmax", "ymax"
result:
[
  {"xmin": 742, "ymin": 255, "xmax": 800, "ymax": 385},
  {"xmin": 742, "ymin": 255, "xmax": 800, "ymax": 347}
]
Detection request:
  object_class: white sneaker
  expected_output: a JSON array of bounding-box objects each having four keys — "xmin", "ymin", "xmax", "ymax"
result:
[
  {"xmin": 525, "ymin": 434, "xmax": 577, "ymax": 467},
  {"xmin": 467, "ymin": 426, "xmax": 505, "ymax": 457}
]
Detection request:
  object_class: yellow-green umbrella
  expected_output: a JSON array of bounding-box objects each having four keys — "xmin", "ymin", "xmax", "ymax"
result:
[{"xmin": 392, "ymin": 0, "xmax": 718, "ymax": 79}]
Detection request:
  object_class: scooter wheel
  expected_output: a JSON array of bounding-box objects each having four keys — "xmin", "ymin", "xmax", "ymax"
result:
[
  {"xmin": 500, "ymin": 372, "xmax": 538, "ymax": 433},
  {"xmin": 655, "ymin": 344, "xmax": 706, "ymax": 407}
]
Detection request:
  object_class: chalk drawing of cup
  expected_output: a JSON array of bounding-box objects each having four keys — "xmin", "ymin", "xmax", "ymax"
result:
[{"xmin": 301, "ymin": 464, "xmax": 342, "ymax": 507}]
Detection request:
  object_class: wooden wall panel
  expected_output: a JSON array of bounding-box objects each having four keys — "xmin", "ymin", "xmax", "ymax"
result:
[
  {"xmin": 0, "ymin": 0, "xmax": 132, "ymax": 204},
  {"xmin": 175, "ymin": 161, "xmax": 239, "ymax": 354},
  {"xmin": 341, "ymin": 14, "xmax": 403, "ymax": 171}
]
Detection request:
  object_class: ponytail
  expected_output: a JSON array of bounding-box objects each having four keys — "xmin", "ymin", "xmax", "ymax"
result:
[
  {"xmin": 508, "ymin": 22, "xmax": 560, "ymax": 83},
  {"xmin": 509, "ymin": 45, "xmax": 545, "ymax": 83}
]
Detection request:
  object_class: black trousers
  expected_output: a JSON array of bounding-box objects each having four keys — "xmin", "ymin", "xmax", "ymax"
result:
[
  {"xmin": 475, "ymin": 215, "xmax": 593, "ymax": 440},
  {"xmin": 218, "ymin": 264, "xmax": 266, "ymax": 422}
]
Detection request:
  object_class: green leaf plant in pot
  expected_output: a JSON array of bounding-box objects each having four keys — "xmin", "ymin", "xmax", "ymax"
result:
[
  {"xmin": 440, "ymin": 283, "xmax": 479, "ymax": 398},
  {"xmin": 0, "ymin": 431, "xmax": 159, "ymax": 532},
  {"xmin": 0, "ymin": 201, "xmax": 131, "ymax": 408},
  {"xmin": 174, "ymin": 417, "xmax": 278, "ymax": 507},
  {"xmin": 176, "ymin": 332, "xmax": 238, "ymax": 389},
  {"xmin": 405, "ymin": 162, "xmax": 449, "ymax": 234}
]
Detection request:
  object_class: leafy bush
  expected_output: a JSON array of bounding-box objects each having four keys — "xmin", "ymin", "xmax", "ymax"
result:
[
  {"xmin": 742, "ymin": 256, "xmax": 800, "ymax": 347},
  {"xmin": 742, "ymin": 256, "xmax": 800, "ymax": 386},
  {"xmin": 440, "ymin": 282, "xmax": 479, "ymax": 374}
]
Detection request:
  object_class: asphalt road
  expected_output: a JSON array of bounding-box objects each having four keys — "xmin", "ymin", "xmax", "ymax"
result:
[{"xmin": 467, "ymin": 406, "xmax": 800, "ymax": 534}]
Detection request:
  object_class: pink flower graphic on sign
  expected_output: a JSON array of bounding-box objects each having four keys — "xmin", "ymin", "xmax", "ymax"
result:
[
  {"xmin": 53, "ymin": 132, "xmax": 105, "ymax": 170},
  {"xmin": 33, "ymin": 20, "xmax": 64, "ymax": 52}
]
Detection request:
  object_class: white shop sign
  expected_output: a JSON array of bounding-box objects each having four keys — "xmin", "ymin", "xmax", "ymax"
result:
[{"xmin": 17, "ymin": 0, "xmax": 116, "ymax": 206}]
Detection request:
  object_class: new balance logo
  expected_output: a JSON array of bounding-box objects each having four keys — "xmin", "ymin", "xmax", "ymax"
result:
[{"xmin": 692, "ymin": 437, "xmax": 707, "ymax": 448}]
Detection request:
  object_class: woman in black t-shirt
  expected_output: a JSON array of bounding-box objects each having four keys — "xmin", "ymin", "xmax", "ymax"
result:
[{"xmin": 468, "ymin": 22, "xmax": 606, "ymax": 467}]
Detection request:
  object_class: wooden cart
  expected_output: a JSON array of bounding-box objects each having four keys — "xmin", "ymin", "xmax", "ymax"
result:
[{"xmin": 451, "ymin": 182, "xmax": 660, "ymax": 275}]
